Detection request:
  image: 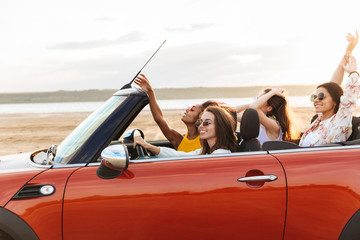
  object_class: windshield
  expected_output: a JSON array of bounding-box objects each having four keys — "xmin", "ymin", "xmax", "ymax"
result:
[{"xmin": 54, "ymin": 96, "xmax": 125, "ymax": 164}]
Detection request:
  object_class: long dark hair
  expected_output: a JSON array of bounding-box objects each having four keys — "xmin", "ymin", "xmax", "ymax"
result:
[
  {"xmin": 200, "ymin": 106, "xmax": 237, "ymax": 154},
  {"xmin": 264, "ymin": 89, "xmax": 297, "ymax": 141},
  {"xmin": 316, "ymin": 82, "xmax": 343, "ymax": 113}
]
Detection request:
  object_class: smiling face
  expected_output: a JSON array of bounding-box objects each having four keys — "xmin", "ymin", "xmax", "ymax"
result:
[
  {"xmin": 198, "ymin": 111, "xmax": 216, "ymax": 146},
  {"xmin": 313, "ymin": 87, "xmax": 336, "ymax": 118},
  {"xmin": 181, "ymin": 104, "xmax": 202, "ymax": 124}
]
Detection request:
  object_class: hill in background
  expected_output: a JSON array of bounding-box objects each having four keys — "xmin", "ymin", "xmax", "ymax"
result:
[{"xmin": 0, "ymin": 85, "xmax": 317, "ymax": 104}]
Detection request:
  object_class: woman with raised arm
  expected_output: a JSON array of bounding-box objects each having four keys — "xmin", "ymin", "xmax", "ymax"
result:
[
  {"xmin": 134, "ymin": 106, "xmax": 237, "ymax": 157},
  {"xmin": 300, "ymin": 54, "xmax": 359, "ymax": 146},
  {"xmin": 299, "ymin": 31, "xmax": 359, "ymax": 147},
  {"xmin": 232, "ymin": 88, "xmax": 297, "ymax": 144},
  {"xmin": 134, "ymin": 74, "xmax": 219, "ymax": 152}
]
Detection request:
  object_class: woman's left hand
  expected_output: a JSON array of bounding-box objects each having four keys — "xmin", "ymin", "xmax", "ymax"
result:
[
  {"xmin": 344, "ymin": 55, "xmax": 357, "ymax": 73},
  {"xmin": 271, "ymin": 88, "xmax": 285, "ymax": 97}
]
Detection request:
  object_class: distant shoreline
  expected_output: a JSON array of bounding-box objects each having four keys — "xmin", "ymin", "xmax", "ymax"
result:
[
  {"xmin": 0, "ymin": 85, "xmax": 317, "ymax": 104},
  {"xmin": 0, "ymin": 108, "xmax": 314, "ymax": 156}
]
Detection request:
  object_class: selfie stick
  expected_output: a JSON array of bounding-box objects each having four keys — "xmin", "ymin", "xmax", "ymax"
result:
[{"xmin": 121, "ymin": 40, "xmax": 166, "ymax": 89}]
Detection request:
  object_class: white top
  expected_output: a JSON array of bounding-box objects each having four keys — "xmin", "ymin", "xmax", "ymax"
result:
[
  {"xmin": 157, "ymin": 147, "xmax": 231, "ymax": 157},
  {"xmin": 300, "ymin": 128, "xmax": 318, "ymax": 147},
  {"xmin": 257, "ymin": 123, "xmax": 283, "ymax": 144}
]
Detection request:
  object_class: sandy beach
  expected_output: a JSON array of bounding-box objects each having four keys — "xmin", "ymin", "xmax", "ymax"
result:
[{"xmin": 1, "ymin": 107, "xmax": 359, "ymax": 156}]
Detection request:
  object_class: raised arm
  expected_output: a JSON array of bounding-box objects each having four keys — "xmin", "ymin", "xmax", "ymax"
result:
[
  {"xmin": 330, "ymin": 31, "xmax": 358, "ymax": 85},
  {"xmin": 230, "ymin": 104, "xmax": 250, "ymax": 122},
  {"xmin": 249, "ymin": 89, "xmax": 284, "ymax": 136},
  {"xmin": 134, "ymin": 74, "xmax": 183, "ymax": 147},
  {"xmin": 232, "ymin": 103, "xmax": 250, "ymax": 113}
]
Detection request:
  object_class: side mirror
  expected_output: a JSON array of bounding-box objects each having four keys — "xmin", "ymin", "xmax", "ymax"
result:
[{"xmin": 96, "ymin": 144, "xmax": 129, "ymax": 179}]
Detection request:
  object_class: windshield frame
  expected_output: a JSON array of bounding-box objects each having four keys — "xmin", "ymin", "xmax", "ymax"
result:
[
  {"xmin": 53, "ymin": 88, "xmax": 148, "ymax": 165},
  {"xmin": 54, "ymin": 96, "xmax": 126, "ymax": 164}
]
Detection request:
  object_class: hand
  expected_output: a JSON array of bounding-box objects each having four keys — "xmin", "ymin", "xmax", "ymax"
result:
[
  {"xmin": 133, "ymin": 134, "xmax": 160, "ymax": 155},
  {"xmin": 134, "ymin": 74, "xmax": 153, "ymax": 93},
  {"xmin": 271, "ymin": 88, "xmax": 285, "ymax": 97},
  {"xmin": 133, "ymin": 135, "xmax": 147, "ymax": 149},
  {"xmin": 343, "ymin": 55, "xmax": 357, "ymax": 73},
  {"xmin": 345, "ymin": 31, "xmax": 359, "ymax": 57}
]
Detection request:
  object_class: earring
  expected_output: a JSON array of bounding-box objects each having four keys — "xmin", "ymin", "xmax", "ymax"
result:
[{"xmin": 269, "ymin": 115, "xmax": 276, "ymax": 120}]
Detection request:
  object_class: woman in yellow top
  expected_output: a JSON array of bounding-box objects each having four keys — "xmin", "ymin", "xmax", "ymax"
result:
[{"xmin": 135, "ymin": 74, "xmax": 219, "ymax": 152}]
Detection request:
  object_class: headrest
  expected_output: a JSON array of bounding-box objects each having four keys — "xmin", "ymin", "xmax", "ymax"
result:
[
  {"xmin": 240, "ymin": 108, "xmax": 260, "ymax": 140},
  {"xmin": 262, "ymin": 141, "xmax": 299, "ymax": 151}
]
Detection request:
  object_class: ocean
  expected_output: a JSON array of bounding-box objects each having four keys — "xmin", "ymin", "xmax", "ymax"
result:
[{"xmin": 0, "ymin": 96, "xmax": 313, "ymax": 114}]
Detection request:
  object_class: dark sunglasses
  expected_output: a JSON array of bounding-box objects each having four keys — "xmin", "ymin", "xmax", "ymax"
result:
[
  {"xmin": 186, "ymin": 106, "xmax": 196, "ymax": 112},
  {"xmin": 310, "ymin": 92, "xmax": 325, "ymax": 102},
  {"xmin": 195, "ymin": 119, "xmax": 212, "ymax": 127}
]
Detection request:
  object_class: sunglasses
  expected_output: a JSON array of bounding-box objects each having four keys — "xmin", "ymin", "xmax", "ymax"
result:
[
  {"xmin": 195, "ymin": 119, "xmax": 212, "ymax": 127},
  {"xmin": 310, "ymin": 92, "xmax": 325, "ymax": 102},
  {"xmin": 186, "ymin": 106, "xmax": 196, "ymax": 112}
]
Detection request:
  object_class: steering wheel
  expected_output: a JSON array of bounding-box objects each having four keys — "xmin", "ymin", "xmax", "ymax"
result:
[
  {"xmin": 123, "ymin": 128, "xmax": 149, "ymax": 159},
  {"xmin": 135, "ymin": 144, "xmax": 149, "ymax": 158}
]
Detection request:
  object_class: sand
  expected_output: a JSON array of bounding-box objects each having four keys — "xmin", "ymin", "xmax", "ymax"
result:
[{"xmin": 1, "ymin": 107, "xmax": 359, "ymax": 156}]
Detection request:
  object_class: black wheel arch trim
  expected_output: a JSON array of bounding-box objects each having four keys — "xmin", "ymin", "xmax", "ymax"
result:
[
  {"xmin": 339, "ymin": 208, "xmax": 360, "ymax": 240},
  {"xmin": 0, "ymin": 207, "xmax": 39, "ymax": 240}
]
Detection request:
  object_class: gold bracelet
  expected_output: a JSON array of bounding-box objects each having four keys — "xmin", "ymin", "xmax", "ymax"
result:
[{"xmin": 344, "ymin": 54, "xmax": 350, "ymax": 62}]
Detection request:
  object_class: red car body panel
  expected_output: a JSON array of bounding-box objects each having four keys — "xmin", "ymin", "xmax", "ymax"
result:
[
  {"xmin": 0, "ymin": 170, "xmax": 44, "ymax": 207},
  {"xmin": 5, "ymin": 167, "xmax": 80, "ymax": 240},
  {"xmin": 272, "ymin": 148, "xmax": 360, "ymax": 239},
  {"xmin": 63, "ymin": 154, "xmax": 286, "ymax": 239}
]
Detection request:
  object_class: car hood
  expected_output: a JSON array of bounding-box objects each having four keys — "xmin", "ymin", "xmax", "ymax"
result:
[
  {"xmin": 0, "ymin": 152, "xmax": 42, "ymax": 173},
  {"xmin": 0, "ymin": 153, "xmax": 46, "ymax": 206}
]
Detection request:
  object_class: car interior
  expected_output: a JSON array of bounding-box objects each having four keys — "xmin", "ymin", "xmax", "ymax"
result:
[{"xmin": 115, "ymin": 108, "xmax": 360, "ymax": 160}]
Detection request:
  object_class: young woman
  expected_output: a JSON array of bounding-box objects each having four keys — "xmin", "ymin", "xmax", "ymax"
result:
[
  {"xmin": 299, "ymin": 31, "xmax": 359, "ymax": 147},
  {"xmin": 233, "ymin": 88, "xmax": 297, "ymax": 144},
  {"xmin": 134, "ymin": 106, "xmax": 237, "ymax": 157},
  {"xmin": 134, "ymin": 74, "xmax": 218, "ymax": 152},
  {"xmin": 300, "ymin": 56, "xmax": 359, "ymax": 146}
]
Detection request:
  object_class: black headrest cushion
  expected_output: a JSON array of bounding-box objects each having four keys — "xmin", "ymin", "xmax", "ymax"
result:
[{"xmin": 240, "ymin": 108, "xmax": 260, "ymax": 140}]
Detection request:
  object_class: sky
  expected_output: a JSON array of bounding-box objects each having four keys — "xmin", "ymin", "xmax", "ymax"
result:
[{"xmin": 0, "ymin": 0, "xmax": 360, "ymax": 93}]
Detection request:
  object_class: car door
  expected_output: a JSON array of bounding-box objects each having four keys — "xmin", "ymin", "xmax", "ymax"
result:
[
  {"xmin": 270, "ymin": 147, "xmax": 360, "ymax": 239},
  {"xmin": 63, "ymin": 152, "xmax": 286, "ymax": 239}
]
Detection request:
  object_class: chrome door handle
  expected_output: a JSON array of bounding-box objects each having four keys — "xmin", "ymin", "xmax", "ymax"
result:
[{"xmin": 237, "ymin": 174, "xmax": 278, "ymax": 182}]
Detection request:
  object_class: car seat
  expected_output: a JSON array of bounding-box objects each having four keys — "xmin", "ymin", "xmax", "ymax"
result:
[
  {"xmin": 348, "ymin": 116, "xmax": 360, "ymax": 140},
  {"xmin": 237, "ymin": 108, "xmax": 261, "ymax": 152}
]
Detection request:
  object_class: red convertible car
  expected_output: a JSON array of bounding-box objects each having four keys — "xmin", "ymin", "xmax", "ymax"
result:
[{"xmin": 1, "ymin": 86, "xmax": 360, "ymax": 240}]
